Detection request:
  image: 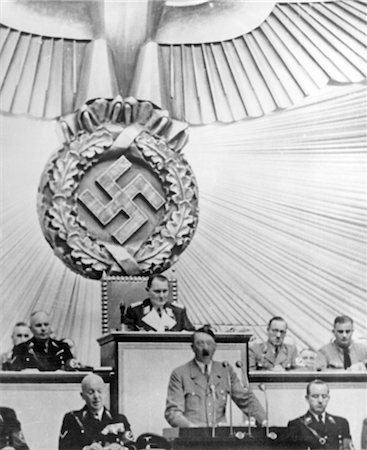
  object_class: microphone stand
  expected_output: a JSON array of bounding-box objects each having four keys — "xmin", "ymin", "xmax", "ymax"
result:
[
  {"xmin": 235, "ymin": 360, "xmax": 252, "ymax": 438},
  {"xmin": 222, "ymin": 361, "xmax": 233, "ymax": 437},
  {"xmin": 210, "ymin": 384, "xmax": 216, "ymax": 438},
  {"xmin": 258, "ymin": 383, "xmax": 270, "ymax": 437}
]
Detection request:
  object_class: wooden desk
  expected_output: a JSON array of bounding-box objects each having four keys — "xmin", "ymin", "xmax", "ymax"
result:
[
  {"xmin": 0, "ymin": 369, "xmax": 113, "ymax": 450},
  {"xmin": 98, "ymin": 332, "xmax": 250, "ymax": 437},
  {"xmin": 167, "ymin": 426, "xmax": 293, "ymax": 450}
]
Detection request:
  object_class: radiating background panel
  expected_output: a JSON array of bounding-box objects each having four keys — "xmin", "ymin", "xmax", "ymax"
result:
[{"xmin": 0, "ymin": 84, "xmax": 365, "ymax": 365}]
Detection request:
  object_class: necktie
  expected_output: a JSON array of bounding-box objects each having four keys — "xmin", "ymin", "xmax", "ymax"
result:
[
  {"xmin": 204, "ymin": 364, "xmax": 209, "ymax": 381},
  {"xmin": 157, "ymin": 308, "xmax": 162, "ymax": 318},
  {"xmin": 318, "ymin": 414, "xmax": 324, "ymax": 424},
  {"xmin": 343, "ymin": 347, "xmax": 351, "ymax": 369}
]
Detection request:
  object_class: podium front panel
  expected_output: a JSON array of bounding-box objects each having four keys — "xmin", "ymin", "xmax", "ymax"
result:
[{"xmin": 98, "ymin": 332, "xmax": 250, "ymax": 437}]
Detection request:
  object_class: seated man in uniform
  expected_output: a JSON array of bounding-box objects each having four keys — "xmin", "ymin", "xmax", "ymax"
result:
[
  {"xmin": 249, "ymin": 316, "xmax": 298, "ymax": 371},
  {"xmin": 287, "ymin": 379, "xmax": 353, "ymax": 449},
  {"xmin": 0, "ymin": 407, "xmax": 29, "ymax": 450},
  {"xmin": 122, "ymin": 274, "xmax": 194, "ymax": 332},
  {"xmin": 59, "ymin": 373, "xmax": 133, "ymax": 450},
  {"xmin": 0, "ymin": 322, "xmax": 32, "ymax": 370},
  {"xmin": 316, "ymin": 315, "xmax": 367, "ymax": 371},
  {"xmin": 165, "ymin": 325, "xmax": 267, "ymax": 428},
  {"xmin": 5, "ymin": 311, "xmax": 73, "ymax": 371}
]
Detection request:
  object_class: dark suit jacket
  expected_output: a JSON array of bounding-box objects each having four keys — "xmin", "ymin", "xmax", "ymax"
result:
[
  {"xmin": 123, "ymin": 298, "xmax": 194, "ymax": 331},
  {"xmin": 0, "ymin": 407, "xmax": 29, "ymax": 450},
  {"xmin": 7, "ymin": 337, "xmax": 73, "ymax": 371},
  {"xmin": 59, "ymin": 406, "xmax": 131, "ymax": 450},
  {"xmin": 287, "ymin": 411, "xmax": 352, "ymax": 449}
]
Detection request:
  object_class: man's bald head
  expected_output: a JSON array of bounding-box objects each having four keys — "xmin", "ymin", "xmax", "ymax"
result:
[
  {"xmin": 81, "ymin": 374, "xmax": 104, "ymax": 392},
  {"xmin": 81, "ymin": 374, "xmax": 105, "ymax": 413},
  {"xmin": 30, "ymin": 311, "xmax": 51, "ymax": 341}
]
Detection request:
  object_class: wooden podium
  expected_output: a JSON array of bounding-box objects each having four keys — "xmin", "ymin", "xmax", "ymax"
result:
[
  {"xmin": 98, "ymin": 332, "xmax": 251, "ymax": 437},
  {"xmin": 168, "ymin": 427, "xmax": 293, "ymax": 450}
]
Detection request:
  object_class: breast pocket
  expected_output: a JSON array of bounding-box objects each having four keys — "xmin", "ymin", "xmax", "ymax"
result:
[{"xmin": 184, "ymin": 391, "xmax": 201, "ymax": 413}]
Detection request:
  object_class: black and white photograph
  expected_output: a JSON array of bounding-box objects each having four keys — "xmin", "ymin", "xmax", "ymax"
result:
[{"xmin": 0, "ymin": 1, "xmax": 366, "ymax": 449}]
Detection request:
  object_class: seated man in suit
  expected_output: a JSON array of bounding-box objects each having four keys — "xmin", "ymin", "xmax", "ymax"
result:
[
  {"xmin": 122, "ymin": 274, "xmax": 194, "ymax": 332},
  {"xmin": 59, "ymin": 374, "xmax": 133, "ymax": 450},
  {"xmin": 249, "ymin": 316, "xmax": 298, "ymax": 371},
  {"xmin": 287, "ymin": 379, "xmax": 353, "ymax": 449},
  {"xmin": 316, "ymin": 315, "xmax": 367, "ymax": 371},
  {"xmin": 165, "ymin": 325, "xmax": 267, "ymax": 428},
  {"xmin": 0, "ymin": 406, "xmax": 29, "ymax": 450},
  {"xmin": 6, "ymin": 311, "xmax": 73, "ymax": 371},
  {"xmin": 0, "ymin": 322, "xmax": 32, "ymax": 370}
]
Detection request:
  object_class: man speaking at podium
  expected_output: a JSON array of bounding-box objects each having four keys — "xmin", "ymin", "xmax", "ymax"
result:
[{"xmin": 165, "ymin": 326, "xmax": 266, "ymax": 428}]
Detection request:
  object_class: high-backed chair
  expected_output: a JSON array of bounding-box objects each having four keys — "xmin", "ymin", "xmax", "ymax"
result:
[{"xmin": 101, "ymin": 275, "xmax": 177, "ymax": 334}]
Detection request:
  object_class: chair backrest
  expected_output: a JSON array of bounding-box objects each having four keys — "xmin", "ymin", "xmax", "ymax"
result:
[{"xmin": 101, "ymin": 275, "xmax": 178, "ymax": 334}]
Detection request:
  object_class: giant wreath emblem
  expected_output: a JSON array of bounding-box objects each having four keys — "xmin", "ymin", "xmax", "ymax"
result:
[{"xmin": 37, "ymin": 97, "xmax": 199, "ymax": 279}]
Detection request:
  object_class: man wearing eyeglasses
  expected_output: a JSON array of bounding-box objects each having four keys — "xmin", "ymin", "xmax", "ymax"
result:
[
  {"xmin": 0, "ymin": 322, "xmax": 32, "ymax": 370},
  {"xmin": 248, "ymin": 316, "xmax": 298, "ymax": 371},
  {"xmin": 287, "ymin": 379, "xmax": 353, "ymax": 449}
]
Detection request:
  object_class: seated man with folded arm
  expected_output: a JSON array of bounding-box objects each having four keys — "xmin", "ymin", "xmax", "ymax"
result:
[{"xmin": 59, "ymin": 374, "xmax": 134, "ymax": 450}]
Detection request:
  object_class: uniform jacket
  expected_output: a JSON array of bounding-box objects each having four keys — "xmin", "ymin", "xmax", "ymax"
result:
[
  {"xmin": 316, "ymin": 341, "xmax": 367, "ymax": 370},
  {"xmin": 123, "ymin": 298, "xmax": 194, "ymax": 332},
  {"xmin": 165, "ymin": 359, "xmax": 266, "ymax": 428},
  {"xmin": 0, "ymin": 407, "xmax": 29, "ymax": 450},
  {"xmin": 6, "ymin": 337, "xmax": 73, "ymax": 371},
  {"xmin": 287, "ymin": 411, "xmax": 352, "ymax": 449},
  {"xmin": 59, "ymin": 406, "xmax": 131, "ymax": 450},
  {"xmin": 249, "ymin": 341, "xmax": 298, "ymax": 371}
]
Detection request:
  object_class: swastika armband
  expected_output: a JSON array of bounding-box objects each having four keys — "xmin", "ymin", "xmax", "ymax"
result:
[{"xmin": 37, "ymin": 97, "xmax": 199, "ymax": 279}]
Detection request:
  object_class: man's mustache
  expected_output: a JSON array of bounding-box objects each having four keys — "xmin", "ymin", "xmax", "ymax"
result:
[{"xmin": 202, "ymin": 349, "xmax": 210, "ymax": 356}]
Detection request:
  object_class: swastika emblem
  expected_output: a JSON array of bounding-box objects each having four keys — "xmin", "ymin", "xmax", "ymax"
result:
[{"xmin": 78, "ymin": 155, "xmax": 165, "ymax": 245}]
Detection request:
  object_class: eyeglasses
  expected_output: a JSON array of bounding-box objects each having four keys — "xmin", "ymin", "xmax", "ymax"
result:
[{"xmin": 269, "ymin": 329, "xmax": 286, "ymax": 335}]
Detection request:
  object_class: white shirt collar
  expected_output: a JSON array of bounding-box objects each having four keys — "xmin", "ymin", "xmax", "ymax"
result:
[
  {"xmin": 195, "ymin": 359, "xmax": 213, "ymax": 374},
  {"xmin": 310, "ymin": 411, "xmax": 326, "ymax": 422}
]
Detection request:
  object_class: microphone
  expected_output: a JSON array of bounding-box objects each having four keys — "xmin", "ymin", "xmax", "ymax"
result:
[
  {"xmin": 209, "ymin": 384, "xmax": 216, "ymax": 438},
  {"xmin": 222, "ymin": 361, "xmax": 233, "ymax": 436},
  {"xmin": 258, "ymin": 383, "xmax": 270, "ymax": 437},
  {"xmin": 235, "ymin": 361, "xmax": 252, "ymax": 438},
  {"xmin": 120, "ymin": 303, "xmax": 126, "ymax": 323}
]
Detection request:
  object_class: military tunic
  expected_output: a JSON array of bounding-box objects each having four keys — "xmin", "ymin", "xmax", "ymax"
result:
[
  {"xmin": 6, "ymin": 337, "xmax": 73, "ymax": 371},
  {"xmin": 165, "ymin": 359, "xmax": 266, "ymax": 428},
  {"xmin": 316, "ymin": 341, "xmax": 367, "ymax": 370},
  {"xmin": 287, "ymin": 411, "xmax": 352, "ymax": 449},
  {"xmin": 249, "ymin": 341, "xmax": 298, "ymax": 371},
  {"xmin": 59, "ymin": 406, "xmax": 131, "ymax": 450},
  {"xmin": 123, "ymin": 298, "xmax": 194, "ymax": 332},
  {"xmin": 0, "ymin": 407, "xmax": 29, "ymax": 450}
]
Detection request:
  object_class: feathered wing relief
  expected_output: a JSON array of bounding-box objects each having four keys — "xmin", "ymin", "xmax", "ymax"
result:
[{"xmin": 0, "ymin": 0, "xmax": 366, "ymax": 123}]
